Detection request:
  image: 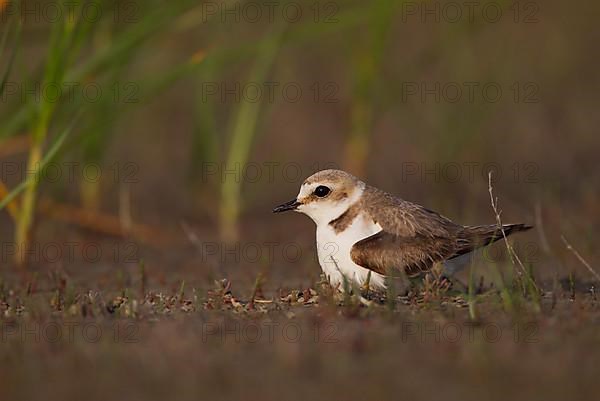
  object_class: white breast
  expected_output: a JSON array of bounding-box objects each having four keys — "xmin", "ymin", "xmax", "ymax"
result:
[{"xmin": 316, "ymin": 211, "xmax": 387, "ymax": 290}]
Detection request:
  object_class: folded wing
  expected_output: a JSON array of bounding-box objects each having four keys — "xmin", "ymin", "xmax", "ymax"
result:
[{"xmin": 350, "ymin": 186, "xmax": 532, "ymax": 276}]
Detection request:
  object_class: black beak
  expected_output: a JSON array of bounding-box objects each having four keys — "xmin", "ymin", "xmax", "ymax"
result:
[{"xmin": 273, "ymin": 199, "xmax": 300, "ymax": 213}]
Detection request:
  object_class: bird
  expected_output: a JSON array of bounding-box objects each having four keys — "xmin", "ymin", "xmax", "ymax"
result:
[{"xmin": 273, "ymin": 169, "xmax": 532, "ymax": 291}]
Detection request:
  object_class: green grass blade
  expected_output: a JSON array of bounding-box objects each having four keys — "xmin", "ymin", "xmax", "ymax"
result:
[
  {"xmin": 0, "ymin": 121, "xmax": 75, "ymax": 211},
  {"xmin": 0, "ymin": 16, "xmax": 21, "ymax": 98},
  {"xmin": 219, "ymin": 25, "xmax": 287, "ymax": 240}
]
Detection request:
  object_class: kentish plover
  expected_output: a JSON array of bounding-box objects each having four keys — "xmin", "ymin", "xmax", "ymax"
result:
[{"xmin": 273, "ymin": 169, "xmax": 531, "ymax": 291}]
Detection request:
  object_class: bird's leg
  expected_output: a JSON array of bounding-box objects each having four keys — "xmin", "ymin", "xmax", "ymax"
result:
[{"xmin": 439, "ymin": 274, "xmax": 469, "ymax": 293}]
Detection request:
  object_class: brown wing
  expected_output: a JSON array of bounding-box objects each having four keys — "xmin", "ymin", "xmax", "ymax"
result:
[
  {"xmin": 347, "ymin": 187, "xmax": 461, "ymax": 275},
  {"xmin": 351, "ymin": 186, "xmax": 532, "ymax": 276},
  {"xmin": 350, "ymin": 223, "xmax": 532, "ymax": 277},
  {"xmin": 350, "ymin": 231, "xmax": 458, "ymax": 276},
  {"xmin": 360, "ymin": 186, "xmax": 461, "ymax": 238}
]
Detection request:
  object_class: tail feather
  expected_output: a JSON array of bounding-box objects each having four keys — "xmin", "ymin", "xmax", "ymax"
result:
[{"xmin": 454, "ymin": 223, "xmax": 533, "ymax": 257}]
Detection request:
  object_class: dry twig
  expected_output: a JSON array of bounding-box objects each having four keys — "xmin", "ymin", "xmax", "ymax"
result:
[
  {"xmin": 487, "ymin": 172, "xmax": 536, "ymax": 289},
  {"xmin": 561, "ymin": 235, "xmax": 600, "ymax": 282}
]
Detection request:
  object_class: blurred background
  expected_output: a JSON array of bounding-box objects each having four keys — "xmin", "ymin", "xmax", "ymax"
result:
[{"xmin": 0, "ymin": 0, "xmax": 598, "ymax": 291}]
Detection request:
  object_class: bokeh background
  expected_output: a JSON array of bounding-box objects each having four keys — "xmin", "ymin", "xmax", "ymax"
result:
[
  {"xmin": 2, "ymin": 2, "xmax": 600, "ymax": 401},
  {"xmin": 0, "ymin": 0, "xmax": 598, "ymax": 290}
]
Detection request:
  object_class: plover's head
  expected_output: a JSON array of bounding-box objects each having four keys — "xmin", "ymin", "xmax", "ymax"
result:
[{"xmin": 273, "ymin": 169, "xmax": 365, "ymax": 225}]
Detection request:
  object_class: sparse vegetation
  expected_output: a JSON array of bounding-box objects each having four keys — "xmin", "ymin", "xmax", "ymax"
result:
[{"xmin": 1, "ymin": 1, "xmax": 599, "ymax": 400}]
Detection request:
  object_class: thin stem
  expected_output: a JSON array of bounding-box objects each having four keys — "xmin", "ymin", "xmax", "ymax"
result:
[
  {"xmin": 14, "ymin": 143, "xmax": 42, "ymax": 266},
  {"xmin": 561, "ymin": 235, "xmax": 600, "ymax": 282}
]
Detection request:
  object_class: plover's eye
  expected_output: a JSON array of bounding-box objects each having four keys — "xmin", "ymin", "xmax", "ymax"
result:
[{"xmin": 314, "ymin": 185, "xmax": 331, "ymax": 198}]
